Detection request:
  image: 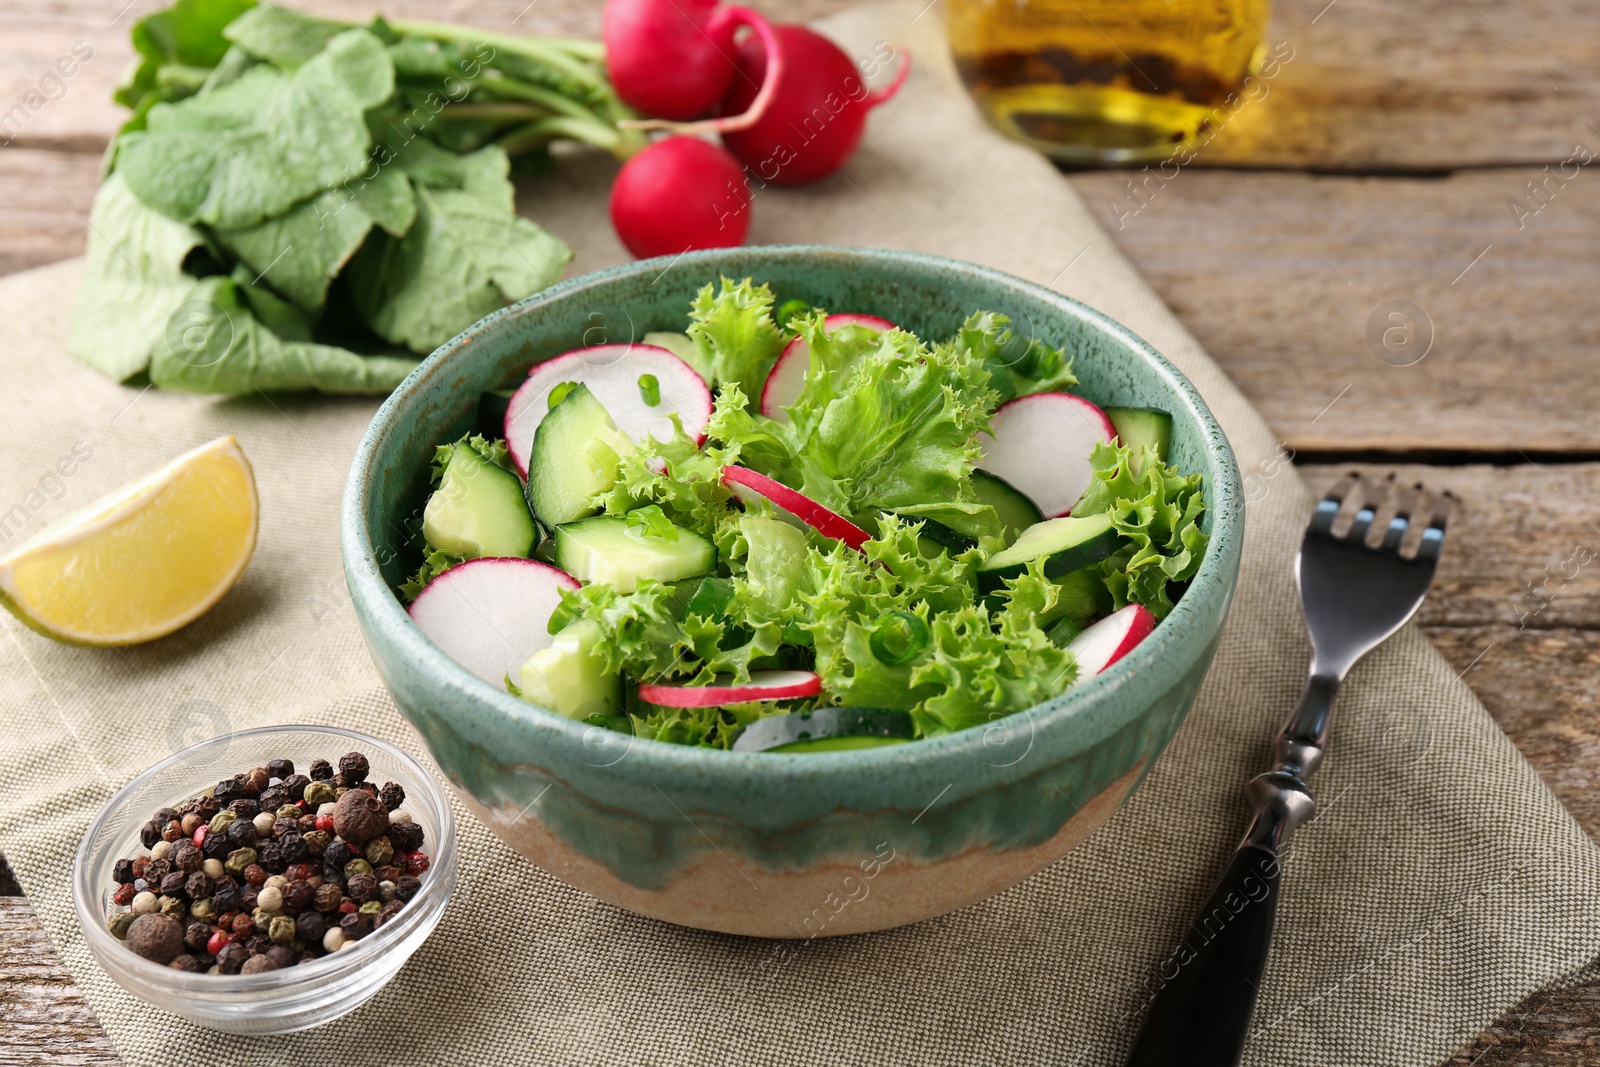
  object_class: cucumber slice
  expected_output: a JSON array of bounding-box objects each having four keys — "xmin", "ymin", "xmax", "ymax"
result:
[
  {"xmin": 1105, "ymin": 406, "xmax": 1173, "ymax": 474},
  {"xmin": 517, "ymin": 619, "xmax": 621, "ymax": 720},
  {"xmin": 421, "ymin": 441, "xmax": 536, "ymax": 560},
  {"xmin": 910, "ymin": 516, "xmax": 976, "ymax": 553},
  {"xmin": 553, "ymin": 515, "xmax": 715, "ymax": 593},
  {"xmin": 526, "ymin": 384, "xmax": 633, "ymax": 528},
  {"xmin": 977, "ymin": 514, "xmax": 1121, "ymax": 587},
  {"xmin": 732, "ymin": 706, "xmax": 917, "ymax": 753},
  {"xmin": 973, "ymin": 470, "xmax": 1044, "ymax": 543}
]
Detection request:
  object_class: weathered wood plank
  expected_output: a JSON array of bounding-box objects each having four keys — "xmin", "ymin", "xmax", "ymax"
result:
[
  {"xmin": 0, "ymin": 147, "xmax": 98, "ymax": 279},
  {"xmin": 0, "ymin": 898, "xmax": 122, "ymax": 1067},
  {"xmin": 2, "ymin": 0, "xmax": 1597, "ymax": 164},
  {"xmin": 1069, "ymin": 168, "xmax": 1600, "ymax": 454}
]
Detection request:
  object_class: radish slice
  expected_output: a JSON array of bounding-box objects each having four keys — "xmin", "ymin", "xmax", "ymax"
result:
[
  {"xmin": 408, "ymin": 558, "xmax": 578, "ymax": 686},
  {"xmin": 1067, "ymin": 604, "xmax": 1156, "ymax": 679},
  {"xmin": 505, "ymin": 344, "xmax": 713, "ymax": 476},
  {"xmin": 722, "ymin": 465, "xmax": 871, "ymax": 550},
  {"xmin": 760, "ymin": 313, "xmax": 897, "ymax": 421},
  {"xmin": 641, "ymin": 669, "xmax": 823, "ymax": 707},
  {"xmin": 980, "ymin": 392, "xmax": 1116, "ymax": 518}
]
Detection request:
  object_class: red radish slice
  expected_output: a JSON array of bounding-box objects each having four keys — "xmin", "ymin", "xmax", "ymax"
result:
[
  {"xmin": 722, "ymin": 465, "xmax": 870, "ymax": 550},
  {"xmin": 641, "ymin": 669, "xmax": 822, "ymax": 707},
  {"xmin": 1067, "ymin": 604, "xmax": 1156, "ymax": 679},
  {"xmin": 505, "ymin": 344, "xmax": 713, "ymax": 476},
  {"xmin": 760, "ymin": 313, "xmax": 897, "ymax": 421},
  {"xmin": 980, "ymin": 392, "xmax": 1116, "ymax": 518},
  {"xmin": 408, "ymin": 558, "xmax": 578, "ymax": 686}
]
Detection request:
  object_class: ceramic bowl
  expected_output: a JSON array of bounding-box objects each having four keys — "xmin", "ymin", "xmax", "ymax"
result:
[{"xmin": 342, "ymin": 246, "xmax": 1242, "ymax": 938}]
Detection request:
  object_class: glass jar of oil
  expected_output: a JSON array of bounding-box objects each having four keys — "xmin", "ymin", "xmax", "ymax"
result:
[{"xmin": 947, "ymin": 0, "xmax": 1271, "ymax": 165}]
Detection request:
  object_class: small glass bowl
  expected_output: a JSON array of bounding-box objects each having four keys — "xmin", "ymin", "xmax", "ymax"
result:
[{"xmin": 73, "ymin": 724, "xmax": 456, "ymax": 1034}]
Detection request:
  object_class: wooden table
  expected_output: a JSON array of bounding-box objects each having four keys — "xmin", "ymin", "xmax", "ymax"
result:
[{"xmin": 3, "ymin": 0, "xmax": 1598, "ymax": 1060}]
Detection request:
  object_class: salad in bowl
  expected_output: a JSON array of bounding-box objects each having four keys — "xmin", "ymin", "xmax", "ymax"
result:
[{"xmin": 399, "ymin": 279, "xmax": 1208, "ymax": 753}]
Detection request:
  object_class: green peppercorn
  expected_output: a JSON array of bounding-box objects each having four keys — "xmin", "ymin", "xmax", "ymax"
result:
[
  {"xmin": 302, "ymin": 781, "xmax": 336, "ymax": 807},
  {"xmin": 358, "ymin": 899, "xmax": 383, "ymax": 917},
  {"xmin": 252, "ymin": 907, "xmax": 274, "ymax": 934},
  {"xmin": 224, "ymin": 847, "xmax": 258, "ymax": 876},
  {"xmin": 208, "ymin": 809, "xmax": 238, "ymax": 835},
  {"xmin": 109, "ymin": 911, "xmax": 136, "ymax": 939},
  {"xmin": 302, "ymin": 830, "xmax": 330, "ymax": 856},
  {"xmin": 365, "ymin": 836, "xmax": 394, "ymax": 867},
  {"xmin": 158, "ymin": 896, "xmax": 187, "ymax": 922},
  {"xmin": 268, "ymin": 915, "xmax": 297, "ymax": 945},
  {"xmin": 343, "ymin": 858, "xmax": 373, "ymax": 879},
  {"xmin": 189, "ymin": 897, "xmax": 217, "ymax": 923}
]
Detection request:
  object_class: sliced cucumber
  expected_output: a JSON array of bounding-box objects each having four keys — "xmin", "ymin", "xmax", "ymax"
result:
[
  {"xmin": 553, "ymin": 515, "xmax": 715, "ymax": 593},
  {"xmin": 732, "ymin": 706, "xmax": 917, "ymax": 753},
  {"xmin": 911, "ymin": 516, "xmax": 976, "ymax": 553},
  {"xmin": 973, "ymin": 470, "xmax": 1044, "ymax": 543},
  {"xmin": 421, "ymin": 441, "xmax": 536, "ymax": 560},
  {"xmin": 526, "ymin": 383, "xmax": 633, "ymax": 528},
  {"xmin": 978, "ymin": 513, "xmax": 1121, "ymax": 587},
  {"xmin": 517, "ymin": 619, "xmax": 621, "ymax": 720},
  {"xmin": 1105, "ymin": 406, "xmax": 1173, "ymax": 475}
]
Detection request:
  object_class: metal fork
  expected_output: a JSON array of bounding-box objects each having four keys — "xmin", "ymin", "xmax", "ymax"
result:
[{"xmin": 1125, "ymin": 474, "xmax": 1454, "ymax": 1067}]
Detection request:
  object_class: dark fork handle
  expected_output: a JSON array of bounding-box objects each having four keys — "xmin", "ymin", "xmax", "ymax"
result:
[{"xmin": 1124, "ymin": 843, "xmax": 1282, "ymax": 1067}]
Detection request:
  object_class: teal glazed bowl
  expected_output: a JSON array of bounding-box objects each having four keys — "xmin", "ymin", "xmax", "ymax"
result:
[{"xmin": 342, "ymin": 247, "xmax": 1242, "ymax": 938}]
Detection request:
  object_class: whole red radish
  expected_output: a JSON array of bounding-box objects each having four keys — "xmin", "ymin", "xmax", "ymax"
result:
[
  {"xmin": 603, "ymin": 0, "xmax": 785, "ymax": 133},
  {"xmin": 610, "ymin": 136, "xmax": 751, "ymax": 259},
  {"xmin": 719, "ymin": 26, "xmax": 910, "ymax": 186}
]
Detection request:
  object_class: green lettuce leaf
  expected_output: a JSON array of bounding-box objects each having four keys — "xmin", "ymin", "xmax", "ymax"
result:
[
  {"xmin": 68, "ymin": 171, "xmax": 208, "ymax": 382},
  {"xmin": 347, "ymin": 141, "xmax": 571, "ymax": 353},
  {"xmin": 684, "ymin": 278, "xmax": 786, "ymax": 398},
  {"xmin": 147, "ymin": 275, "xmax": 418, "ymax": 393},
  {"xmin": 400, "ymin": 547, "xmax": 462, "ymax": 600},
  {"xmin": 115, "ymin": 28, "xmax": 393, "ymax": 229},
  {"xmin": 949, "ymin": 310, "xmax": 1077, "ymax": 404},
  {"xmin": 1074, "ymin": 441, "xmax": 1209, "ymax": 619}
]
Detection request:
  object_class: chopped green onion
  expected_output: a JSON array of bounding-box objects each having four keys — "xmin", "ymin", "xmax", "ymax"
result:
[
  {"xmin": 869, "ymin": 610, "xmax": 929, "ymax": 666},
  {"xmin": 775, "ymin": 298, "xmax": 810, "ymax": 329},
  {"xmin": 637, "ymin": 373, "xmax": 660, "ymax": 406},
  {"xmin": 685, "ymin": 576, "xmax": 735, "ymax": 620},
  {"xmin": 547, "ymin": 380, "xmax": 579, "ymax": 409}
]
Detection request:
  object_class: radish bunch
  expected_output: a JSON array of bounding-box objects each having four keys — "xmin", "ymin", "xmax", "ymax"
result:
[{"xmin": 603, "ymin": 0, "xmax": 909, "ymax": 259}]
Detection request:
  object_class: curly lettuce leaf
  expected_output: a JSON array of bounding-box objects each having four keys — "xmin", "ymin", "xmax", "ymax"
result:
[
  {"xmin": 429, "ymin": 433, "xmax": 512, "ymax": 483},
  {"xmin": 684, "ymin": 277, "xmax": 786, "ymax": 398},
  {"xmin": 949, "ymin": 310, "xmax": 1077, "ymax": 404},
  {"xmin": 400, "ymin": 547, "xmax": 463, "ymax": 600},
  {"xmin": 776, "ymin": 327, "xmax": 998, "ymax": 522},
  {"xmin": 1074, "ymin": 441, "xmax": 1208, "ymax": 619}
]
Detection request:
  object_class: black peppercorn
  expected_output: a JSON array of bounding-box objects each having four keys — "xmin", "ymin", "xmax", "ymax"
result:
[
  {"xmin": 240, "ymin": 954, "xmax": 277, "ymax": 975},
  {"xmin": 144, "ymin": 857, "xmax": 172, "ymax": 882},
  {"xmin": 375, "ymin": 865, "xmax": 402, "ymax": 884},
  {"xmin": 193, "ymin": 793, "xmax": 220, "ymax": 819},
  {"xmin": 172, "ymin": 843, "xmax": 203, "ymax": 873},
  {"xmin": 375, "ymin": 900, "xmax": 404, "ymax": 928},
  {"xmin": 202, "ymin": 832, "xmax": 231, "ymax": 861},
  {"xmin": 338, "ymin": 752, "xmax": 370, "ymax": 784},
  {"xmin": 295, "ymin": 909, "xmax": 326, "ymax": 943},
  {"xmin": 213, "ymin": 778, "xmax": 244, "ymax": 805},
  {"xmin": 313, "ymin": 883, "xmax": 343, "ymax": 912},
  {"xmin": 112, "ymin": 858, "xmax": 136, "ymax": 884},
  {"xmin": 228, "ymin": 798, "xmax": 261, "ymax": 820},
  {"xmin": 159, "ymin": 871, "xmax": 189, "ymax": 898},
  {"xmin": 266, "ymin": 943, "xmax": 296, "ymax": 969},
  {"xmin": 266, "ymin": 758, "xmax": 294, "ymax": 780},
  {"xmin": 153, "ymin": 807, "xmax": 180, "ymax": 826},
  {"xmin": 226, "ymin": 819, "xmax": 256, "ymax": 847},
  {"xmin": 283, "ymin": 880, "xmax": 315, "ymax": 912},
  {"xmin": 216, "ymin": 942, "xmax": 248, "ymax": 973},
  {"xmin": 394, "ymin": 875, "xmax": 422, "ymax": 901},
  {"xmin": 212, "ymin": 885, "xmax": 242, "ymax": 913},
  {"xmin": 339, "ymin": 912, "xmax": 373, "ymax": 941},
  {"xmin": 259, "ymin": 786, "xmax": 290, "ymax": 811},
  {"xmin": 238, "ymin": 885, "xmax": 260, "ymax": 911},
  {"xmin": 184, "ymin": 920, "xmax": 211, "ymax": 952},
  {"xmin": 272, "ymin": 818, "xmax": 298, "ymax": 840},
  {"xmin": 258, "ymin": 842, "xmax": 287, "ymax": 874},
  {"xmin": 389, "ymin": 821, "xmax": 425, "ymax": 853},
  {"xmin": 185, "ymin": 871, "xmax": 213, "ymax": 900},
  {"xmin": 139, "ymin": 820, "xmax": 163, "ymax": 849},
  {"xmin": 378, "ymin": 781, "xmax": 405, "ymax": 811},
  {"xmin": 346, "ymin": 871, "xmax": 379, "ymax": 903},
  {"xmin": 322, "ymin": 839, "xmax": 354, "ymax": 870},
  {"xmin": 169, "ymin": 954, "xmax": 200, "ymax": 972},
  {"xmin": 244, "ymin": 933, "xmax": 271, "ymax": 956},
  {"xmin": 280, "ymin": 774, "xmax": 311, "ymax": 801},
  {"xmin": 278, "ymin": 832, "xmax": 308, "ymax": 864},
  {"xmin": 308, "ymin": 758, "xmax": 333, "ymax": 781}
]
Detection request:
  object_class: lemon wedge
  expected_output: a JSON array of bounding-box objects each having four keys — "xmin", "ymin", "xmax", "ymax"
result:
[{"xmin": 0, "ymin": 436, "xmax": 258, "ymax": 646}]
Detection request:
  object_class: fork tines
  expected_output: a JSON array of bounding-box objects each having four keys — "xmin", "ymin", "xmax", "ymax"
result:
[{"xmin": 1309, "ymin": 472, "xmax": 1455, "ymax": 562}]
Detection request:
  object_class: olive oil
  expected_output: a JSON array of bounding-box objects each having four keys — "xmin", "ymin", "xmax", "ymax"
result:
[{"xmin": 947, "ymin": 0, "xmax": 1271, "ymax": 165}]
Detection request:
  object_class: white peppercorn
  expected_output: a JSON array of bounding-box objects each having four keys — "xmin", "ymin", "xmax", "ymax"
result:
[
  {"xmin": 322, "ymin": 927, "xmax": 344, "ymax": 952},
  {"xmin": 203, "ymin": 858, "xmax": 224, "ymax": 879},
  {"xmin": 256, "ymin": 886, "xmax": 284, "ymax": 912},
  {"xmin": 252, "ymin": 812, "xmax": 276, "ymax": 837},
  {"xmin": 131, "ymin": 891, "xmax": 159, "ymax": 915},
  {"xmin": 150, "ymin": 840, "xmax": 173, "ymax": 861}
]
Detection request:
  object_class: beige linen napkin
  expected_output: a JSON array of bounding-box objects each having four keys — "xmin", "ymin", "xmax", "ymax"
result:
[{"xmin": 2, "ymin": 4, "xmax": 1598, "ymax": 1065}]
